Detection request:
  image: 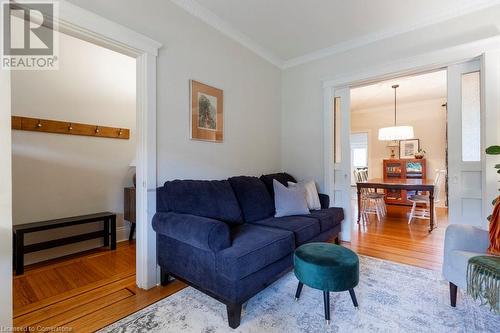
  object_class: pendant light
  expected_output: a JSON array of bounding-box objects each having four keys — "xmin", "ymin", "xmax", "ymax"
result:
[{"xmin": 378, "ymin": 84, "xmax": 414, "ymax": 141}]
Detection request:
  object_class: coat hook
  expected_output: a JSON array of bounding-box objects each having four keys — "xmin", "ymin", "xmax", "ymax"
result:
[
  {"xmin": 37, "ymin": 120, "xmax": 42, "ymax": 128},
  {"xmin": 68, "ymin": 123, "xmax": 73, "ymax": 131},
  {"xmin": 118, "ymin": 128, "xmax": 123, "ymax": 136},
  {"xmin": 95, "ymin": 126, "xmax": 100, "ymax": 134}
]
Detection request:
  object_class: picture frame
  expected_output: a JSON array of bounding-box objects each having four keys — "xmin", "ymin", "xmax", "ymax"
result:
[
  {"xmin": 399, "ymin": 139, "xmax": 420, "ymax": 159},
  {"xmin": 190, "ymin": 80, "xmax": 223, "ymax": 142}
]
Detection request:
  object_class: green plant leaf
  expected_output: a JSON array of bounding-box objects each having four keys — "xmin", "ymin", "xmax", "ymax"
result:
[
  {"xmin": 486, "ymin": 145, "xmax": 500, "ymax": 154},
  {"xmin": 495, "ymin": 164, "xmax": 500, "ymax": 169}
]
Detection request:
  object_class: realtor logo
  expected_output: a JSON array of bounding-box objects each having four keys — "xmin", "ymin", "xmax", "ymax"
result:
[{"xmin": 2, "ymin": 1, "xmax": 59, "ymax": 70}]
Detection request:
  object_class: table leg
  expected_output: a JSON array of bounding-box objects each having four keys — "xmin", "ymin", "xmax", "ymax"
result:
[
  {"xmin": 429, "ymin": 189, "xmax": 435, "ymax": 233},
  {"xmin": 357, "ymin": 185, "xmax": 361, "ymax": 224},
  {"xmin": 110, "ymin": 215, "xmax": 117, "ymax": 250},
  {"xmin": 103, "ymin": 219, "xmax": 109, "ymax": 247},
  {"xmin": 15, "ymin": 232, "xmax": 24, "ymax": 276}
]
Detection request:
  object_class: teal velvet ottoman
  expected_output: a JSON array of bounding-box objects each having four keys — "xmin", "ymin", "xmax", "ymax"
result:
[{"xmin": 294, "ymin": 242, "xmax": 359, "ymax": 324}]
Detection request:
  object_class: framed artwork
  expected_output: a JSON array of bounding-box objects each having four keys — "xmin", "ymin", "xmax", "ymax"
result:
[
  {"xmin": 190, "ymin": 80, "xmax": 223, "ymax": 142},
  {"xmin": 399, "ymin": 139, "xmax": 420, "ymax": 159}
]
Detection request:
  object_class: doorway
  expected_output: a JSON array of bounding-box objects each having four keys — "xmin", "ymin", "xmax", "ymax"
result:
[{"xmin": 325, "ymin": 55, "xmax": 497, "ymax": 270}]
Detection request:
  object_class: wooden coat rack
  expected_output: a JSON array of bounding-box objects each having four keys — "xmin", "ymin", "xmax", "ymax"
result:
[{"xmin": 11, "ymin": 116, "xmax": 130, "ymax": 140}]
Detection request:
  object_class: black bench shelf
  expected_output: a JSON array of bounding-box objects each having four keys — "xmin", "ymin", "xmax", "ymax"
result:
[{"xmin": 13, "ymin": 212, "xmax": 117, "ymax": 275}]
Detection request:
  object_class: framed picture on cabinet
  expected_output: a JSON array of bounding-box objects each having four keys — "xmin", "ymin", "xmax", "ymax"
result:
[{"xmin": 399, "ymin": 139, "xmax": 419, "ymax": 159}]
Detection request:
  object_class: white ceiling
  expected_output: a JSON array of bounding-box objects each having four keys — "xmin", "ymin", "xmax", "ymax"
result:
[
  {"xmin": 171, "ymin": 0, "xmax": 500, "ymax": 68},
  {"xmin": 351, "ymin": 70, "xmax": 447, "ymax": 112}
]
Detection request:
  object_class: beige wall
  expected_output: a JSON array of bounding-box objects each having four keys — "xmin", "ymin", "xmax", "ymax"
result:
[
  {"xmin": 11, "ymin": 31, "xmax": 136, "ymax": 264},
  {"xmin": 281, "ymin": 6, "xmax": 500, "ymax": 191},
  {"xmin": 67, "ymin": 0, "xmax": 283, "ymax": 183},
  {"xmin": 351, "ymin": 98, "xmax": 447, "ymax": 205}
]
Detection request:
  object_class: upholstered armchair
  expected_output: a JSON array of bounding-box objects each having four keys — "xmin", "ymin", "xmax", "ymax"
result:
[{"xmin": 443, "ymin": 224, "xmax": 490, "ymax": 306}]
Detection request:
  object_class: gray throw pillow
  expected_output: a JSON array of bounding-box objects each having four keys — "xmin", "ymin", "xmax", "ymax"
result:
[{"xmin": 273, "ymin": 179, "xmax": 310, "ymax": 217}]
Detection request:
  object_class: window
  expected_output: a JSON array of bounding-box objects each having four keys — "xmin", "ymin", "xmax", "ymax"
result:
[
  {"xmin": 461, "ymin": 71, "xmax": 481, "ymax": 162},
  {"xmin": 352, "ymin": 147, "xmax": 368, "ymax": 168}
]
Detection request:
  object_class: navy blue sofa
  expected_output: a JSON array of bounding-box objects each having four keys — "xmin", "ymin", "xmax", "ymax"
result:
[{"xmin": 153, "ymin": 173, "xmax": 343, "ymax": 328}]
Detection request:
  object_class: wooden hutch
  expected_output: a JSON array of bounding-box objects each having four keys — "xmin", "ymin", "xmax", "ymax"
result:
[{"xmin": 383, "ymin": 159, "xmax": 426, "ymax": 205}]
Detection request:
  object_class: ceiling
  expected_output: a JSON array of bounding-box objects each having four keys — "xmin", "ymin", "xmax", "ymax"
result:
[
  {"xmin": 171, "ymin": 0, "xmax": 500, "ymax": 68},
  {"xmin": 350, "ymin": 70, "xmax": 447, "ymax": 112}
]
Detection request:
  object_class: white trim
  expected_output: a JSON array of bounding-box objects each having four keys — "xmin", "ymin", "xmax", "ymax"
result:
[
  {"xmin": 322, "ymin": 36, "xmax": 500, "ymax": 88},
  {"xmin": 169, "ymin": 0, "xmax": 500, "ymax": 69},
  {"xmin": 169, "ymin": 0, "xmax": 283, "ymax": 68},
  {"xmin": 52, "ymin": 2, "xmax": 161, "ymax": 290},
  {"xmin": 283, "ymin": 0, "xmax": 500, "ymax": 69},
  {"xmin": 323, "ymin": 39, "xmax": 500, "ymax": 233},
  {"xmin": 59, "ymin": 1, "xmax": 161, "ymax": 56}
]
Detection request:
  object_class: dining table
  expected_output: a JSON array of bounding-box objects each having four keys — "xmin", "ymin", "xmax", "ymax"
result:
[{"xmin": 356, "ymin": 178, "xmax": 436, "ymax": 232}]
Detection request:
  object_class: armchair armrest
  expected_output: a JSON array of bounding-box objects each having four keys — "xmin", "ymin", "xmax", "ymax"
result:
[
  {"xmin": 318, "ymin": 193, "xmax": 330, "ymax": 209},
  {"xmin": 444, "ymin": 224, "xmax": 489, "ymax": 255},
  {"xmin": 152, "ymin": 212, "xmax": 231, "ymax": 252}
]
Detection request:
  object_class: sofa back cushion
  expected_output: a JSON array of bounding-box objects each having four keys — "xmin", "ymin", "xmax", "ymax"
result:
[
  {"xmin": 228, "ymin": 176, "xmax": 275, "ymax": 222},
  {"xmin": 158, "ymin": 180, "xmax": 243, "ymax": 224},
  {"xmin": 260, "ymin": 172, "xmax": 297, "ymax": 197}
]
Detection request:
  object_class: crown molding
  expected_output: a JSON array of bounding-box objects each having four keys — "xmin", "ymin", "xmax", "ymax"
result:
[
  {"xmin": 169, "ymin": 0, "xmax": 283, "ymax": 68},
  {"xmin": 171, "ymin": 0, "xmax": 500, "ymax": 70},
  {"xmin": 282, "ymin": 0, "xmax": 500, "ymax": 69}
]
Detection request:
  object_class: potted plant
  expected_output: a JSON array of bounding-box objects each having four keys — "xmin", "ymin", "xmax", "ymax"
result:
[
  {"xmin": 486, "ymin": 145, "xmax": 500, "ymax": 212},
  {"xmin": 414, "ymin": 148, "xmax": 426, "ymax": 159}
]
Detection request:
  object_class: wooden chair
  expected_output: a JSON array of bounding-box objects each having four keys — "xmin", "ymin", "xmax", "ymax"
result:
[
  {"xmin": 407, "ymin": 169, "xmax": 446, "ymax": 225},
  {"xmin": 355, "ymin": 169, "xmax": 386, "ymax": 222}
]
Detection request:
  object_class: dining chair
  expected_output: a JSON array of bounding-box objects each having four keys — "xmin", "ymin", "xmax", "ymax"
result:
[
  {"xmin": 407, "ymin": 169, "xmax": 446, "ymax": 225},
  {"xmin": 355, "ymin": 169, "xmax": 386, "ymax": 222}
]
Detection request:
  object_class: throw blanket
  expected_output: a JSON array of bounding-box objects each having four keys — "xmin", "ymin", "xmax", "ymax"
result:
[
  {"xmin": 489, "ymin": 196, "xmax": 500, "ymax": 255},
  {"xmin": 467, "ymin": 255, "xmax": 500, "ymax": 314}
]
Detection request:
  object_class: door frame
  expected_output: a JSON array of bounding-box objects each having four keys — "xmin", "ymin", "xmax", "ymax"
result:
[
  {"xmin": 14, "ymin": 2, "xmax": 162, "ymax": 289},
  {"xmin": 323, "ymin": 36, "xmax": 500, "ymax": 235}
]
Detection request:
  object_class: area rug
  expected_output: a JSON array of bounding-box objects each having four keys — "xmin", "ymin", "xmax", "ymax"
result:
[{"xmin": 99, "ymin": 256, "xmax": 500, "ymax": 332}]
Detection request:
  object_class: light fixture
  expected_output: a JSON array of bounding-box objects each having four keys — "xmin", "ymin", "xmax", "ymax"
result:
[{"xmin": 378, "ymin": 84, "xmax": 414, "ymax": 141}]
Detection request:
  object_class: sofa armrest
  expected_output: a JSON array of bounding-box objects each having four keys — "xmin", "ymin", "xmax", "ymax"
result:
[
  {"xmin": 444, "ymin": 224, "xmax": 489, "ymax": 255},
  {"xmin": 318, "ymin": 193, "xmax": 330, "ymax": 209},
  {"xmin": 152, "ymin": 212, "xmax": 231, "ymax": 252}
]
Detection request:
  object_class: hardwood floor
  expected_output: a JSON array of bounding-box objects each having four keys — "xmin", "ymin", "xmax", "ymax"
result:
[
  {"xmin": 343, "ymin": 202, "xmax": 448, "ymax": 271},
  {"xmin": 13, "ymin": 241, "xmax": 185, "ymax": 332},
  {"xmin": 13, "ymin": 204, "xmax": 447, "ymax": 332}
]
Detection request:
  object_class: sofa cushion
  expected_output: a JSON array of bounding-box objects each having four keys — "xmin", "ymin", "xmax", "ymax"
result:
[
  {"xmin": 260, "ymin": 172, "xmax": 297, "ymax": 197},
  {"xmin": 161, "ymin": 180, "xmax": 243, "ymax": 224},
  {"xmin": 250, "ymin": 216, "xmax": 321, "ymax": 246},
  {"xmin": 228, "ymin": 176, "xmax": 274, "ymax": 222},
  {"xmin": 216, "ymin": 224, "xmax": 294, "ymax": 280},
  {"xmin": 304, "ymin": 207, "xmax": 344, "ymax": 232}
]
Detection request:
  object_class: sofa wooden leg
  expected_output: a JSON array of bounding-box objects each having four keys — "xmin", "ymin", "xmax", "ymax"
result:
[
  {"xmin": 226, "ymin": 303, "xmax": 242, "ymax": 329},
  {"xmin": 449, "ymin": 282, "xmax": 457, "ymax": 307},
  {"xmin": 334, "ymin": 236, "xmax": 340, "ymax": 245},
  {"xmin": 160, "ymin": 268, "xmax": 170, "ymax": 286}
]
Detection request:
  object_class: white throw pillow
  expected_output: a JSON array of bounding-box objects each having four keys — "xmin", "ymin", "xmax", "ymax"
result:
[{"xmin": 288, "ymin": 180, "xmax": 321, "ymax": 210}]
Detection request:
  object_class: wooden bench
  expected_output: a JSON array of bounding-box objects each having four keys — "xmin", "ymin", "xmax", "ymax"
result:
[{"xmin": 13, "ymin": 212, "xmax": 117, "ymax": 275}]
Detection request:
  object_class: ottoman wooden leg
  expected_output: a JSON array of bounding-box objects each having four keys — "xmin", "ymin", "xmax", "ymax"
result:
[
  {"xmin": 349, "ymin": 288, "xmax": 359, "ymax": 308},
  {"xmin": 295, "ymin": 282, "xmax": 304, "ymax": 301},
  {"xmin": 323, "ymin": 291, "xmax": 330, "ymax": 324}
]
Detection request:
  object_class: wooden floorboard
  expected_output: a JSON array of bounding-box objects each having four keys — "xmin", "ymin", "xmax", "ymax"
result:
[
  {"xmin": 13, "ymin": 241, "xmax": 186, "ymax": 332},
  {"xmin": 344, "ymin": 203, "xmax": 448, "ymax": 271},
  {"xmin": 13, "ymin": 204, "xmax": 447, "ymax": 332}
]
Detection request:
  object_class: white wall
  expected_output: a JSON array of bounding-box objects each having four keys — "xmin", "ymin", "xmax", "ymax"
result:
[
  {"xmin": 67, "ymin": 0, "xmax": 283, "ymax": 183},
  {"xmin": 351, "ymin": 98, "xmax": 447, "ymax": 205},
  {"xmin": 11, "ymin": 31, "xmax": 136, "ymax": 264},
  {"xmin": 281, "ymin": 6, "xmax": 500, "ymax": 191},
  {"xmin": 0, "ymin": 55, "xmax": 13, "ymax": 328}
]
